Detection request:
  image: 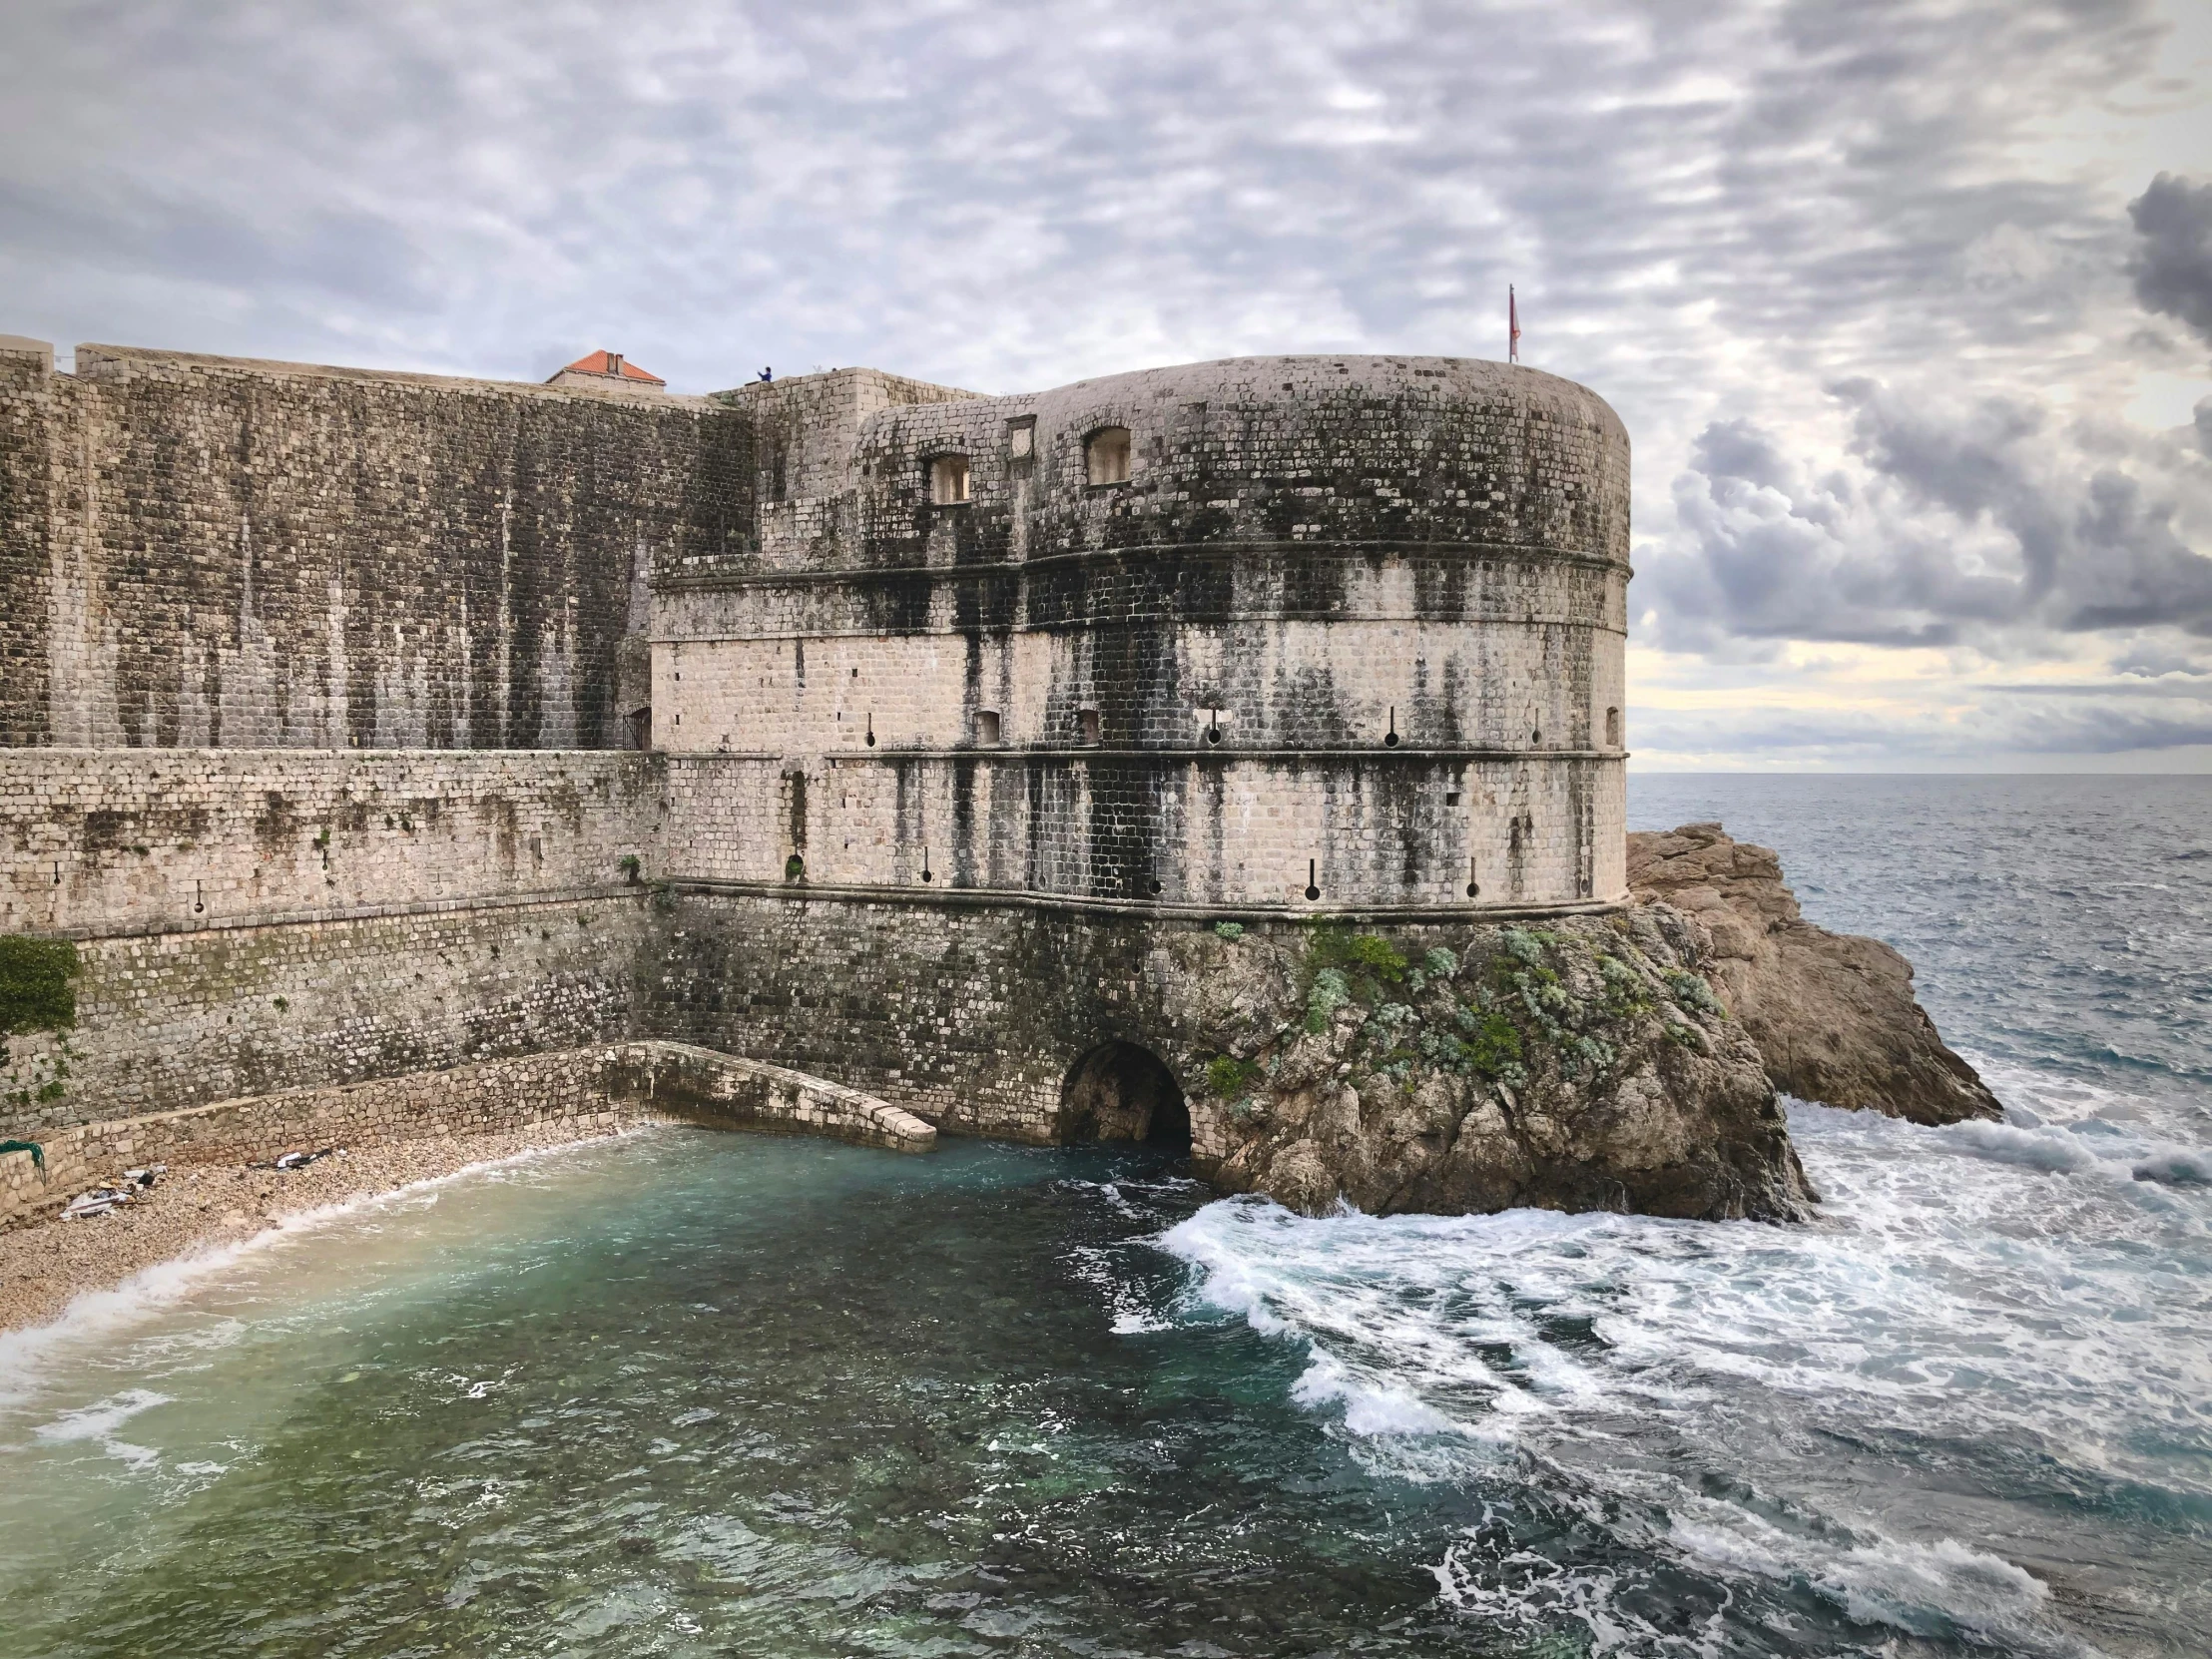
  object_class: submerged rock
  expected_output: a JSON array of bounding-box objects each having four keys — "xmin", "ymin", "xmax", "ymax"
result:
[
  {"xmin": 1168, "ymin": 912, "xmax": 1814, "ymax": 1223},
  {"xmin": 1626, "ymin": 824, "xmax": 1999, "ymax": 1126}
]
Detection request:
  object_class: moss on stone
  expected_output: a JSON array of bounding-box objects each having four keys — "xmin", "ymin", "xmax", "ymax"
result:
[
  {"xmin": 1205, "ymin": 1054, "xmax": 1259, "ymax": 1097},
  {"xmin": 0, "ymin": 936, "xmax": 79, "ymax": 1042}
]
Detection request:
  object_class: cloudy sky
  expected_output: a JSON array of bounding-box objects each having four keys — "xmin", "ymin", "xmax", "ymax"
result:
[{"xmin": 6, "ymin": 1, "xmax": 2210, "ymax": 770}]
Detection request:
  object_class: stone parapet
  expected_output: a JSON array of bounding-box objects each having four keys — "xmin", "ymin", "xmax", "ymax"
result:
[{"xmin": 1, "ymin": 893, "xmax": 652, "ymax": 1138}]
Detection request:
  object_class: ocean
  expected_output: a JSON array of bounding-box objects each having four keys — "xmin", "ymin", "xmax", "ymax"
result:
[{"xmin": 1, "ymin": 774, "xmax": 2205, "ymax": 1657}]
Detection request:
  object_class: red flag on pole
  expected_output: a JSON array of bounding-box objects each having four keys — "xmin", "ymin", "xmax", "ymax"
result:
[{"xmin": 1509, "ymin": 285, "xmax": 1520, "ymax": 364}]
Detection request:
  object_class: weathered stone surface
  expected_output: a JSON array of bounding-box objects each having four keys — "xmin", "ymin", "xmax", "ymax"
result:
[
  {"xmin": 650, "ymin": 894, "xmax": 1811, "ymax": 1222},
  {"xmin": 664, "ymin": 353, "xmax": 1633, "ymax": 913},
  {"xmin": 0, "ymin": 339, "xmax": 1852, "ymax": 1229},
  {"xmin": 1627, "ymin": 824, "xmax": 1999, "ymax": 1126},
  {"xmin": 1168, "ymin": 912, "xmax": 1811, "ymax": 1221},
  {"xmin": 0, "ymin": 342, "xmax": 747, "ymax": 752}
]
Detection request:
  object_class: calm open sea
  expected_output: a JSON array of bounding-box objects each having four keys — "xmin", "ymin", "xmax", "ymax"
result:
[{"xmin": 1, "ymin": 775, "xmax": 2206, "ymax": 1658}]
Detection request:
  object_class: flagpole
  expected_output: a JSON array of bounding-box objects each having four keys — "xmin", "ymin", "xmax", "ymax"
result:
[{"xmin": 1508, "ymin": 284, "xmax": 1520, "ymax": 364}]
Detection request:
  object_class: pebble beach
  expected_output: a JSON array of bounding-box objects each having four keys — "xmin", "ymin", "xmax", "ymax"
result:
[{"xmin": 0, "ymin": 1122, "xmax": 637, "ymax": 1336}]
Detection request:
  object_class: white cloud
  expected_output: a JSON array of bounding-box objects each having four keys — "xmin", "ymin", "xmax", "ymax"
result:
[{"xmin": 3, "ymin": 0, "xmax": 2209, "ymax": 767}]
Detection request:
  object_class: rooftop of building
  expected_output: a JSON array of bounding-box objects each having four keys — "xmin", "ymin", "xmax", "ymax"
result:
[{"xmin": 549, "ymin": 349, "xmax": 666, "ymax": 387}]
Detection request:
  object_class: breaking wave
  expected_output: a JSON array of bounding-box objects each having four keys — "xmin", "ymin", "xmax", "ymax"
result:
[{"xmin": 1157, "ymin": 1068, "xmax": 2212, "ymax": 1656}]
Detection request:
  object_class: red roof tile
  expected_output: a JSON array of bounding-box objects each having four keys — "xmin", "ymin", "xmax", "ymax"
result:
[{"xmin": 550, "ymin": 349, "xmax": 666, "ymax": 386}]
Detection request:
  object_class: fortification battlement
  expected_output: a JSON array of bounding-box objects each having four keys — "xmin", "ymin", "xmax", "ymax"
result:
[
  {"xmin": 2, "ymin": 338, "xmax": 714, "ymax": 404},
  {"xmin": 0, "ymin": 335, "xmax": 1646, "ymax": 1156},
  {"xmin": 679, "ymin": 354, "xmax": 1627, "ymax": 580},
  {"xmin": 1, "ymin": 336, "xmax": 1627, "ymax": 914},
  {"xmin": 653, "ymin": 356, "xmax": 1629, "ymax": 913}
]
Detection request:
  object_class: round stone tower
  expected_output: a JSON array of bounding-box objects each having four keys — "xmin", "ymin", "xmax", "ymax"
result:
[{"xmin": 654, "ymin": 353, "xmax": 1629, "ymax": 914}]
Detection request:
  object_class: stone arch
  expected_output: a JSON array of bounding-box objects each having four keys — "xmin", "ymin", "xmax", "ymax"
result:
[{"xmin": 1058, "ymin": 1040, "xmax": 1190, "ymax": 1150}]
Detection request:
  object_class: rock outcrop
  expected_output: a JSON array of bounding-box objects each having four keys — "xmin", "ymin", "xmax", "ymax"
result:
[
  {"xmin": 1626, "ymin": 824, "xmax": 1999, "ymax": 1125},
  {"xmin": 1171, "ymin": 910, "xmax": 1814, "ymax": 1222}
]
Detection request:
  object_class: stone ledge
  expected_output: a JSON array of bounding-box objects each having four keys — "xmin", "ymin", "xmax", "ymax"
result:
[
  {"xmin": 655, "ymin": 538, "xmax": 1634, "ymax": 590},
  {"xmin": 668, "ymin": 877, "xmax": 1626, "ymax": 924},
  {"xmin": 613, "ymin": 1041, "xmax": 936, "ymax": 1154},
  {"xmin": 27, "ymin": 884, "xmax": 647, "ymax": 943}
]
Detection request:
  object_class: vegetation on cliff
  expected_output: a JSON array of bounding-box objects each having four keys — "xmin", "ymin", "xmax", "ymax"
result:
[{"xmin": 1168, "ymin": 908, "xmax": 1810, "ymax": 1222}]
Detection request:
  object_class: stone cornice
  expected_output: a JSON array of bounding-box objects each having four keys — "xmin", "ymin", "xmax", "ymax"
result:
[{"xmin": 655, "ymin": 537, "xmax": 1635, "ymax": 592}]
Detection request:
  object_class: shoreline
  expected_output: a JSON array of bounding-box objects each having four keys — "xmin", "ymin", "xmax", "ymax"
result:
[{"xmin": 0, "ymin": 1120, "xmax": 645, "ymax": 1338}]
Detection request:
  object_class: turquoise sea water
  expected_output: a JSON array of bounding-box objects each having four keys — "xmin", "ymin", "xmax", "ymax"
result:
[{"xmin": 1, "ymin": 775, "xmax": 2207, "ymax": 1657}]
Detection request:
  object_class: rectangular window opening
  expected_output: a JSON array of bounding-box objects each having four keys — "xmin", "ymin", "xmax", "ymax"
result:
[
  {"xmin": 976, "ymin": 710, "xmax": 1001, "ymax": 746},
  {"xmin": 1086, "ymin": 427, "xmax": 1131, "ymax": 486},
  {"xmin": 930, "ymin": 454, "xmax": 971, "ymax": 505},
  {"xmin": 1077, "ymin": 708, "xmax": 1102, "ymax": 746}
]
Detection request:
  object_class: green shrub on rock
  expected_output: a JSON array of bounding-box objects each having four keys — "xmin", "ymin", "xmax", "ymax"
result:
[
  {"xmin": 1664, "ymin": 969, "xmax": 1726, "ymax": 1017},
  {"xmin": 1305, "ymin": 967, "xmax": 1352, "ymax": 1033},
  {"xmin": 1205, "ymin": 1054, "xmax": 1259, "ymax": 1097},
  {"xmin": 1345, "ymin": 934, "xmax": 1407, "ymax": 983}
]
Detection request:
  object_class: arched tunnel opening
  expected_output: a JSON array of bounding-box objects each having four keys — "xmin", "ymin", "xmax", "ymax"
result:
[{"xmin": 1058, "ymin": 1041, "xmax": 1191, "ymax": 1153}]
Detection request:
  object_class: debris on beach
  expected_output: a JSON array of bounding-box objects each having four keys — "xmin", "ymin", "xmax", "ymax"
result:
[
  {"xmin": 254, "ymin": 1148, "xmax": 344, "ymax": 1172},
  {"xmin": 59, "ymin": 1165, "xmax": 167, "ymax": 1220}
]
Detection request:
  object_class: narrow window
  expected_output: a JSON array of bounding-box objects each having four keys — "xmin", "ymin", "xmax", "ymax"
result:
[
  {"xmin": 1078, "ymin": 708, "xmax": 1101, "ymax": 746},
  {"xmin": 976, "ymin": 709, "xmax": 1001, "ymax": 746},
  {"xmin": 931, "ymin": 454, "xmax": 971, "ymax": 504},
  {"xmin": 1085, "ymin": 427, "xmax": 1131, "ymax": 486},
  {"xmin": 1605, "ymin": 707, "xmax": 1622, "ymax": 748}
]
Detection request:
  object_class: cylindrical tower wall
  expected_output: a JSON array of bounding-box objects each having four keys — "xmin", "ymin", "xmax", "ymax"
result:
[{"xmin": 653, "ymin": 355, "xmax": 1629, "ymax": 913}]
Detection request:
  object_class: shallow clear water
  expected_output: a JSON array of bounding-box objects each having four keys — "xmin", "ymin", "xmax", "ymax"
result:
[{"xmin": 1, "ymin": 776, "xmax": 2206, "ymax": 1657}]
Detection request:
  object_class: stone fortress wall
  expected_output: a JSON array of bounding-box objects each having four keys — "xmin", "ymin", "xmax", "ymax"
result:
[
  {"xmin": 0, "ymin": 337, "xmax": 749, "ymax": 752},
  {"xmin": 0, "ymin": 335, "xmax": 1633, "ymax": 1157},
  {"xmin": 659, "ymin": 355, "xmax": 1629, "ymax": 912}
]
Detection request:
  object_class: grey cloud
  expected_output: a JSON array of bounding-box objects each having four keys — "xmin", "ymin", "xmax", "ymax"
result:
[
  {"xmin": 2115, "ymin": 639, "xmax": 2212, "ymax": 677},
  {"xmin": 0, "ymin": 0, "xmax": 2176, "ymax": 403},
  {"xmin": 1, "ymin": 0, "xmax": 2201, "ymax": 763},
  {"xmin": 0, "ymin": 178, "xmax": 436, "ymax": 314},
  {"xmin": 1641, "ymin": 377, "xmax": 2212, "ymax": 653},
  {"xmin": 2129, "ymin": 173, "xmax": 2212, "ymax": 349},
  {"xmin": 1984, "ymin": 679, "xmax": 2212, "ymax": 699}
]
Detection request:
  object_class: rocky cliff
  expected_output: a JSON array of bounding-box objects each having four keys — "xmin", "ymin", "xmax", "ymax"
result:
[
  {"xmin": 1175, "ymin": 909, "xmax": 1814, "ymax": 1223},
  {"xmin": 1626, "ymin": 824, "xmax": 1999, "ymax": 1125}
]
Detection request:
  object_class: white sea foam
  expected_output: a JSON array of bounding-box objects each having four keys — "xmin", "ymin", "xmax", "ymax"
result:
[
  {"xmin": 1060, "ymin": 1173, "xmax": 1215, "ymax": 1337},
  {"xmin": 1157, "ymin": 1080, "xmax": 2208, "ymax": 1655},
  {"xmin": 30, "ymin": 1386, "xmax": 174, "ymax": 1470}
]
